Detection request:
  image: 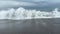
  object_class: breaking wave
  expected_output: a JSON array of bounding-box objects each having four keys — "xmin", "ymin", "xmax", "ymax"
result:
[{"xmin": 0, "ymin": 7, "xmax": 60, "ymax": 20}]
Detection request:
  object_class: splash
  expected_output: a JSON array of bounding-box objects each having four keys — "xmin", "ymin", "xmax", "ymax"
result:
[{"xmin": 0, "ymin": 7, "xmax": 60, "ymax": 20}]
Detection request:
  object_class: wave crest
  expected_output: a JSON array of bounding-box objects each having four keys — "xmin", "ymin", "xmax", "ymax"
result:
[{"xmin": 0, "ymin": 7, "xmax": 60, "ymax": 20}]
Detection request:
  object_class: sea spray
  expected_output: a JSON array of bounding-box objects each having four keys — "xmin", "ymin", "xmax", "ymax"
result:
[{"xmin": 0, "ymin": 7, "xmax": 59, "ymax": 20}]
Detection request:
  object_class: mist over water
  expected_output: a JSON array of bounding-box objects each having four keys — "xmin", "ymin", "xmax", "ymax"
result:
[{"xmin": 0, "ymin": 7, "xmax": 60, "ymax": 20}]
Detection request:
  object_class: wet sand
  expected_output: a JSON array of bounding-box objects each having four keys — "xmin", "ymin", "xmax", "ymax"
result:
[{"xmin": 0, "ymin": 18, "xmax": 59, "ymax": 34}]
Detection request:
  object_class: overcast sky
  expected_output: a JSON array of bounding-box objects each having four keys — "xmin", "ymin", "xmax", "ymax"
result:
[{"xmin": 0, "ymin": 0, "xmax": 60, "ymax": 11}]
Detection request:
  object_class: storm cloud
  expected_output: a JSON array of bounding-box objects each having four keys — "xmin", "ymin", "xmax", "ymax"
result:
[{"xmin": 0, "ymin": 0, "xmax": 60, "ymax": 11}]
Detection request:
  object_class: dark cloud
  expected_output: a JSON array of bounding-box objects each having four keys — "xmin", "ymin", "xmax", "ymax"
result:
[{"xmin": 0, "ymin": 0, "xmax": 60, "ymax": 11}]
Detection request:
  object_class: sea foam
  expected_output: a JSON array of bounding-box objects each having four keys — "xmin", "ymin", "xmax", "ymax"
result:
[{"xmin": 0, "ymin": 7, "xmax": 60, "ymax": 20}]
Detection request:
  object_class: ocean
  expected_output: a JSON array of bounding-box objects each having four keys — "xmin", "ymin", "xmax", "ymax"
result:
[{"xmin": 0, "ymin": 7, "xmax": 59, "ymax": 34}]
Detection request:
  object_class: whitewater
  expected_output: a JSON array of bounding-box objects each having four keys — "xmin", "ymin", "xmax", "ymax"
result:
[{"xmin": 0, "ymin": 7, "xmax": 60, "ymax": 20}]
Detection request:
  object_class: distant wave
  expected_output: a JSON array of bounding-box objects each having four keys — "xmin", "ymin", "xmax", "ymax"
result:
[{"xmin": 0, "ymin": 7, "xmax": 60, "ymax": 20}]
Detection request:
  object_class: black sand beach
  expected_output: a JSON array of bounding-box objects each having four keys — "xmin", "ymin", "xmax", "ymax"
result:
[{"xmin": 0, "ymin": 18, "xmax": 59, "ymax": 34}]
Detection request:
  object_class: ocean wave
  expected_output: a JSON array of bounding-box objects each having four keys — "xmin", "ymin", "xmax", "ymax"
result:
[{"xmin": 0, "ymin": 7, "xmax": 60, "ymax": 20}]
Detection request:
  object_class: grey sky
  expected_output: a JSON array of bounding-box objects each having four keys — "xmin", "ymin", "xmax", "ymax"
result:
[{"xmin": 0, "ymin": 0, "xmax": 60, "ymax": 11}]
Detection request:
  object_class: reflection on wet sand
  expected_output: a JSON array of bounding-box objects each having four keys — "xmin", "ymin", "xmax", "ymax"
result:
[{"xmin": 0, "ymin": 18, "xmax": 59, "ymax": 34}]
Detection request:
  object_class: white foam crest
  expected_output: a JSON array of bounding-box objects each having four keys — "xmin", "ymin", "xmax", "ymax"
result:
[{"xmin": 0, "ymin": 7, "xmax": 60, "ymax": 20}]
